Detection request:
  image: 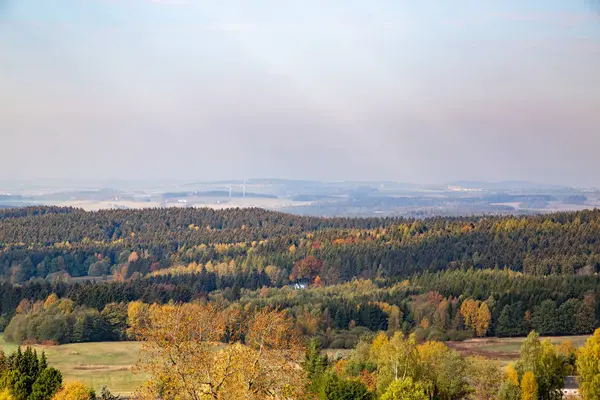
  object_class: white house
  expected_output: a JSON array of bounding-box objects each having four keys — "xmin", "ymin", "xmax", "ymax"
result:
[{"xmin": 562, "ymin": 376, "xmax": 580, "ymax": 399}]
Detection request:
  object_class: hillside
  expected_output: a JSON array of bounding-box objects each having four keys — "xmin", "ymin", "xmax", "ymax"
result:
[{"xmin": 2, "ymin": 206, "xmax": 600, "ymax": 283}]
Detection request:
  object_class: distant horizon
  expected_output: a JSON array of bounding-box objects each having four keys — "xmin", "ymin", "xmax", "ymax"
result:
[{"xmin": 0, "ymin": 176, "xmax": 597, "ymax": 190}]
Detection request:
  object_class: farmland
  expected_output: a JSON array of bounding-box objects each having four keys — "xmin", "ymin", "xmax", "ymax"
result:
[
  {"xmin": 0, "ymin": 335, "xmax": 144, "ymax": 396},
  {"xmin": 448, "ymin": 335, "xmax": 590, "ymax": 364}
]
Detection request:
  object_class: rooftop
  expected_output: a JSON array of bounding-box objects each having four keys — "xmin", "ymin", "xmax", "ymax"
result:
[{"xmin": 563, "ymin": 376, "xmax": 578, "ymax": 390}]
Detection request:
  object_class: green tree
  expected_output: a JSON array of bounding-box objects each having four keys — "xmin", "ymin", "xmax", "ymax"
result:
[
  {"xmin": 574, "ymin": 294, "xmax": 596, "ymax": 334},
  {"xmin": 515, "ymin": 332, "xmax": 566, "ymax": 400},
  {"xmin": 100, "ymin": 303, "xmax": 128, "ymax": 341},
  {"xmin": 380, "ymin": 378, "xmax": 427, "ymax": 400},
  {"xmin": 531, "ymin": 300, "xmax": 559, "ymax": 336},
  {"xmin": 303, "ymin": 338, "xmax": 329, "ymax": 393},
  {"xmin": 319, "ymin": 374, "xmax": 372, "ymax": 400},
  {"xmin": 418, "ymin": 341, "xmax": 469, "ymax": 400},
  {"xmin": 0, "ymin": 348, "xmax": 62, "ymax": 400},
  {"xmin": 498, "ymin": 381, "xmax": 521, "ymax": 400},
  {"xmin": 29, "ymin": 368, "xmax": 62, "ymax": 400}
]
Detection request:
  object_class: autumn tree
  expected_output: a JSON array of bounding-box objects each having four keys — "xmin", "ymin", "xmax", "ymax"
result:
[
  {"xmin": 520, "ymin": 371, "xmax": 537, "ymax": 400},
  {"xmin": 370, "ymin": 332, "xmax": 418, "ymax": 393},
  {"xmin": 417, "ymin": 341, "xmax": 470, "ymax": 400},
  {"xmin": 380, "ymin": 378, "xmax": 427, "ymax": 400},
  {"xmin": 43, "ymin": 294, "xmax": 59, "ymax": 311},
  {"xmin": 515, "ymin": 332, "xmax": 566, "ymax": 400},
  {"xmin": 468, "ymin": 356, "xmax": 502, "ymax": 400},
  {"xmin": 51, "ymin": 381, "xmax": 94, "ymax": 400},
  {"xmin": 289, "ymin": 256, "xmax": 323, "ymax": 282},
  {"xmin": 474, "ymin": 303, "xmax": 491, "ymax": 337},
  {"xmin": 126, "ymin": 301, "xmax": 149, "ymax": 339},
  {"xmin": 460, "ymin": 299, "xmax": 479, "ymax": 331},
  {"xmin": 135, "ymin": 303, "xmax": 305, "ymax": 400},
  {"xmin": 0, "ymin": 389, "xmax": 14, "ymax": 400},
  {"xmin": 498, "ymin": 364, "xmax": 521, "ymax": 400},
  {"xmin": 576, "ymin": 328, "xmax": 600, "ymax": 400}
]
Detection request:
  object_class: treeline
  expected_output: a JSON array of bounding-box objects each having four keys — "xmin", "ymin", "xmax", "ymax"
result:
[
  {"xmin": 3, "ymin": 271, "xmax": 600, "ymax": 346},
  {"xmin": 3, "ymin": 207, "xmax": 600, "ymax": 284},
  {"xmin": 0, "ymin": 270, "xmax": 270, "ymax": 328},
  {"xmin": 4, "ymin": 272, "xmax": 600, "ymax": 345},
  {"xmin": 3, "ymin": 294, "xmax": 129, "ymax": 345},
  {"xmin": 413, "ymin": 269, "xmax": 599, "ymax": 336}
]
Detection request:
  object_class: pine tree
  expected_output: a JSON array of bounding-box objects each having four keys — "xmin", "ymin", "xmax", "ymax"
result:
[{"xmin": 303, "ymin": 338, "xmax": 329, "ymax": 393}]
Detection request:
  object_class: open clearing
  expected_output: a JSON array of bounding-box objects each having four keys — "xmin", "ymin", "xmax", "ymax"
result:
[
  {"xmin": 448, "ymin": 335, "xmax": 590, "ymax": 364},
  {"xmin": 0, "ymin": 335, "xmax": 144, "ymax": 396}
]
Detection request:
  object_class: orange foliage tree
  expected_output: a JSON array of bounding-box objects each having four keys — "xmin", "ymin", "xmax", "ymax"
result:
[
  {"xmin": 289, "ymin": 256, "xmax": 323, "ymax": 282},
  {"xmin": 134, "ymin": 303, "xmax": 306, "ymax": 400}
]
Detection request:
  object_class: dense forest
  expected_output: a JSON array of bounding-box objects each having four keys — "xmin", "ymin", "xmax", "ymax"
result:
[
  {"xmin": 2, "ymin": 206, "xmax": 600, "ymax": 345},
  {"xmin": 3, "ymin": 206, "xmax": 600, "ymax": 282}
]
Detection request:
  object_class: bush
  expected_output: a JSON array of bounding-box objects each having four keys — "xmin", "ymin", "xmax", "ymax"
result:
[
  {"xmin": 319, "ymin": 373, "xmax": 373, "ymax": 400},
  {"xmin": 427, "ymin": 329, "xmax": 447, "ymax": 342},
  {"xmin": 412, "ymin": 327, "xmax": 428, "ymax": 342},
  {"xmin": 446, "ymin": 329, "xmax": 474, "ymax": 342}
]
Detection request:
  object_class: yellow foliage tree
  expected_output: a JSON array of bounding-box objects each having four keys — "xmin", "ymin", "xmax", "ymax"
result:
[
  {"xmin": 506, "ymin": 364, "xmax": 519, "ymax": 386},
  {"xmin": 44, "ymin": 294, "xmax": 59, "ymax": 311},
  {"xmin": 520, "ymin": 371, "xmax": 537, "ymax": 400},
  {"xmin": 577, "ymin": 328, "xmax": 600, "ymax": 400},
  {"xmin": 371, "ymin": 332, "xmax": 419, "ymax": 393},
  {"xmin": 313, "ymin": 275, "xmax": 322, "ymax": 288},
  {"xmin": 460, "ymin": 299, "xmax": 479, "ymax": 329},
  {"xmin": 474, "ymin": 302, "xmax": 491, "ymax": 337},
  {"xmin": 0, "ymin": 389, "xmax": 14, "ymax": 400},
  {"xmin": 52, "ymin": 382, "xmax": 93, "ymax": 400},
  {"xmin": 127, "ymin": 301, "xmax": 150, "ymax": 339}
]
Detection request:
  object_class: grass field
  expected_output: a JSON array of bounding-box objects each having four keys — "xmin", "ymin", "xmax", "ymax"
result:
[
  {"xmin": 448, "ymin": 335, "xmax": 591, "ymax": 364},
  {"xmin": 0, "ymin": 335, "xmax": 144, "ymax": 396}
]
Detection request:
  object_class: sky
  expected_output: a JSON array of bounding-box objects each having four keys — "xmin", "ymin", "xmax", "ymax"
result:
[{"xmin": 1, "ymin": 0, "xmax": 599, "ymax": 186}]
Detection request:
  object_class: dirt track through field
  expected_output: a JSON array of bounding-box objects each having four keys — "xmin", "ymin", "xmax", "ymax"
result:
[{"xmin": 447, "ymin": 339, "xmax": 520, "ymax": 361}]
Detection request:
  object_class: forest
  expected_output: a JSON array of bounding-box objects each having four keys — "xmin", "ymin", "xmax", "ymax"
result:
[{"xmin": 2, "ymin": 207, "xmax": 600, "ymax": 344}]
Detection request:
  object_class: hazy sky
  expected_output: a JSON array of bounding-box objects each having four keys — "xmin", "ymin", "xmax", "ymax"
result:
[{"xmin": 1, "ymin": 1, "xmax": 599, "ymax": 186}]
